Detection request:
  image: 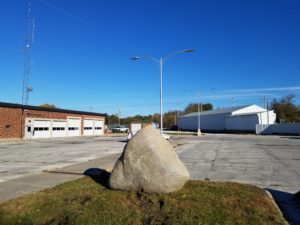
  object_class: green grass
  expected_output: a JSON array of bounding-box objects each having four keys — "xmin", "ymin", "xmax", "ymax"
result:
[{"xmin": 0, "ymin": 171, "xmax": 286, "ymax": 225}]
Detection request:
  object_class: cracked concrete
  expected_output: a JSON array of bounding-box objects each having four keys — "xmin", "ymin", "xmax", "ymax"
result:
[
  {"xmin": 0, "ymin": 133, "xmax": 299, "ymax": 202},
  {"xmin": 176, "ymin": 134, "xmax": 300, "ymax": 193},
  {"xmin": 0, "ymin": 136, "xmax": 126, "ymax": 182}
]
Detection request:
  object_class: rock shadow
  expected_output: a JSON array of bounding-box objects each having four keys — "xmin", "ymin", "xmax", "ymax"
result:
[
  {"xmin": 84, "ymin": 168, "xmax": 111, "ymax": 189},
  {"xmin": 267, "ymin": 188, "xmax": 300, "ymax": 225}
]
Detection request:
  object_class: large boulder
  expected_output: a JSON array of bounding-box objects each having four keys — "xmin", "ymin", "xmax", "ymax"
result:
[{"xmin": 109, "ymin": 125, "xmax": 189, "ymax": 193}]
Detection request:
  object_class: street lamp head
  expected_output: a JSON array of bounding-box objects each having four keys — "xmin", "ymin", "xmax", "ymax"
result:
[
  {"xmin": 131, "ymin": 56, "xmax": 140, "ymax": 60},
  {"xmin": 183, "ymin": 49, "xmax": 195, "ymax": 53}
]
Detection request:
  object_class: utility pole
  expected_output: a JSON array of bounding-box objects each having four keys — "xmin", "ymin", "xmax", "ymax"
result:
[
  {"xmin": 131, "ymin": 49, "xmax": 195, "ymax": 135},
  {"xmin": 117, "ymin": 109, "xmax": 121, "ymax": 125},
  {"xmin": 263, "ymin": 96, "xmax": 270, "ymax": 125},
  {"xmin": 266, "ymin": 97, "xmax": 270, "ymax": 125},
  {"xmin": 22, "ymin": 0, "xmax": 35, "ymax": 105},
  {"xmin": 197, "ymin": 94, "xmax": 201, "ymax": 136},
  {"xmin": 263, "ymin": 96, "xmax": 267, "ymax": 109},
  {"xmin": 176, "ymin": 101, "xmax": 180, "ymax": 132}
]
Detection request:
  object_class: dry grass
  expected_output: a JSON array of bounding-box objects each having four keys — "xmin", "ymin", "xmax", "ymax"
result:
[{"xmin": 0, "ymin": 171, "xmax": 287, "ymax": 225}]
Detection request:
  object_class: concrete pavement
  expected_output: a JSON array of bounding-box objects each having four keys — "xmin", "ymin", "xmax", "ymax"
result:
[
  {"xmin": 0, "ymin": 133, "xmax": 299, "ymax": 203},
  {"xmin": 0, "ymin": 136, "xmax": 126, "ymax": 182},
  {"xmin": 0, "ymin": 154, "xmax": 120, "ymax": 202},
  {"xmin": 176, "ymin": 134, "xmax": 300, "ymax": 193}
]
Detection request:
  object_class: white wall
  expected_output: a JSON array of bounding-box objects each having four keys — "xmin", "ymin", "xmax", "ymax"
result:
[
  {"xmin": 225, "ymin": 114, "xmax": 259, "ymax": 131},
  {"xmin": 179, "ymin": 105, "xmax": 277, "ymax": 133},
  {"xmin": 225, "ymin": 111, "xmax": 277, "ymax": 132},
  {"xmin": 257, "ymin": 111, "xmax": 276, "ymax": 124},
  {"xmin": 256, "ymin": 124, "xmax": 300, "ymax": 135},
  {"xmin": 179, "ymin": 113, "xmax": 230, "ymax": 131}
]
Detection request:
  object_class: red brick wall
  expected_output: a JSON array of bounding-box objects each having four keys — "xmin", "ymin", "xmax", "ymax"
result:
[
  {"xmin": 0, "ymin": 107, "xmax": 23, "ymax": 139},
  {"xmin": 0, "ymin": 106, "xmax": 105, "ymax": 139}
]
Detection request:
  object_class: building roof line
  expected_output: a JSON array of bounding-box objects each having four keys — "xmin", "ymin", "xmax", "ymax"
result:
[
  {"xmin": 181, "ymin": 105, "xmax": 251, "ymax": 117},
  {"xmin": 225, "ymin": 110, "xmax": 273, "ymax": 117},
  {"xmin": 0, "ymin": 102, "xmax": 106, "ymax": 117}
]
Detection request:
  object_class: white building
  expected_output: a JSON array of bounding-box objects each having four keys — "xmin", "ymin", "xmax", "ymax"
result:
[{"xmin": 178, "ymin": 105, "xmax": 276, "ymax": 132}]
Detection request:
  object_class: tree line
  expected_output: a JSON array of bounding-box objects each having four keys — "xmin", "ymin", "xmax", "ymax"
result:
[
  {"xmin": 106, "ymin": 95, "xmax": 300, "ymax": 128},
  {"xmin": 106, "ymin": 102, "xmax": 214, "ymax": 128},
  {"xmin": 39, "ymin": 94, "xmax": 300, "ymax": 128},
  {"xmin": 271, "ymin": 94, "xmax": 300, "ymax": 123}
]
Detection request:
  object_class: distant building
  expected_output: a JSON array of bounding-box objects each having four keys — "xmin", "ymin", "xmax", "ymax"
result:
[
  {"xmin": 0, "ymin": 102, "xmax": 105, "ymax": 140},
  {"xmin": 179, "ymin": 105, "xmax": 276, "ymax": 133}
]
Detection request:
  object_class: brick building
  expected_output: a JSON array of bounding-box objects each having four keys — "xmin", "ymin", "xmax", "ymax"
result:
[{"xmin": 0, "ymin": 102, "xmax": 105, "ymax": 139}]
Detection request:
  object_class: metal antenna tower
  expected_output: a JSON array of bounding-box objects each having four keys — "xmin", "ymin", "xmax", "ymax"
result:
[{"xmin": 22, "ymin": 0, "xmax": 35, "ymax": 105}]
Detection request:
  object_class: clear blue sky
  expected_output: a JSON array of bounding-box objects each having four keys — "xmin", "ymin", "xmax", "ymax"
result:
[{"xmin": 1, "ymin": 0, "xmax": 300, "ymax": 116}]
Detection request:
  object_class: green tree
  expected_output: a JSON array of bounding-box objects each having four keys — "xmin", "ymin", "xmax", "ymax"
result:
[
  {"xmin": 184, "ymin": 103, "xmax": 213, "ymax": 114},
  {"xmin": 120, "ymin": 115, "xmax": 153, "ymax": 126},
  {"xmin": 40, "ymin": 104, "xmax": 56, "ymax": 108},
  {"xmin": 107, "ymin": 114, "xmax": 119, "ymax": 125},
  {"xmin": 152, "ymin": 113, "xmax": 160, "ymax": 124},
  {"xmin": 163, "ymin": 111, "xmax": 178, "ymax": 129},
  {"xmin": 271, "ymin": 94, "xmax": 300, "ymax": 123}
]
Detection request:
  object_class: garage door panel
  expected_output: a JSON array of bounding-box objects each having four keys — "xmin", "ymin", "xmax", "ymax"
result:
[
  {"xmin": 30, "ymin": 117, "xmax": 103, "ymax": 139},
  {"xmin": 32, "ymin": 120, "xmax": 51, "ymax": 139},
  {"xmin": 67, "ymin": 118, "xmax": 81, "ymax": 136},
  {"xmin": 94, "ymin": 120, "xmax": 104, "ymax": 135},
  {"xmin": 84, "ymin": 119, "xmax": 94, "ymax": 136},
  {"xmin": 52, "ymin": 121, "xmax": 67, "ymax": 137}
]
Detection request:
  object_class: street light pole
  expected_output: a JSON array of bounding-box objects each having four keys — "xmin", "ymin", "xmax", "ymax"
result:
[
  {"xmin": 160, "ymin": 57, "xmax": 163, "ymax": 134},
  {"xmin": 131, "ymin": 49, "xmax": 195, "ymax": 135}
]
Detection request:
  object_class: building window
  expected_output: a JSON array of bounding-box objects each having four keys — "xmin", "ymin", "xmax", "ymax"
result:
[
  {"xmin": 34, "ymin": 127, "xmax": 49, "ymax": 131},
  {"xmin": 53, "ymin": 127, "xmax": 65, "ymax": 131},
  {"xmin": 68, "ymin": 127, "xmax": 79, "ymax": 130},
  {"xmin": 84, "ymin": 127, "xmax": 93, "ymax": 130},
  {"xmin": 5, "ymin": 125, "xmax": 11, "ymax": 129}
]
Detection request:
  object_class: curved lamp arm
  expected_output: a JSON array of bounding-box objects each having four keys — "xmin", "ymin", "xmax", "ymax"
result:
[
  {"xmin": 130, "ymin": 56, "xmax": 160, "ymax": 64},
  {"xmin": 163, "ymin": 49, "xmax": 195, "ymax": 63}
]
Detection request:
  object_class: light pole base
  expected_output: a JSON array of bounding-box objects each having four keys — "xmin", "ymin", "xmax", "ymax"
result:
[{"xmin": 197, "ymin": 129, "xmax": 202, "ymax": 136}]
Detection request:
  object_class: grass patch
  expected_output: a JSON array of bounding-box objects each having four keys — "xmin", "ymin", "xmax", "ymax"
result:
[{"xmin": 0, "ymin": 171, "xmax": 286, "ymax": 225}]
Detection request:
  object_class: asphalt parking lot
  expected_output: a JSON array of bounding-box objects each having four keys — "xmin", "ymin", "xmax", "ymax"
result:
[
  {"xmin": 0, "ymin": 136, "xmax": 126, "ymax": 182},
  {"xmin": 0, "ymin": 134, "xmax": 299, "ymax": 194},
  {"xmin": 176, "ymin": 134, "xmax": 300, "ymax": 193}
]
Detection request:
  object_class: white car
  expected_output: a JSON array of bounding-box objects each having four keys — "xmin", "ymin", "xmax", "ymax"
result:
[{"xmin": 112, "ymin": 125, "xmax": 129, "ymax": 133}]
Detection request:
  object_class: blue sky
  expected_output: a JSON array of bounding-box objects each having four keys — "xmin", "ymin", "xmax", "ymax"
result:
[{"xmin": 1, "ymin": 0, "xmax": 300, "ymax": 116}]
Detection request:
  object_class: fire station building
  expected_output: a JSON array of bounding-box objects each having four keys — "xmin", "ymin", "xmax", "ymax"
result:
[{"xmin": 0, "ymin": 102, "xmax": 105, "ymax": 140}]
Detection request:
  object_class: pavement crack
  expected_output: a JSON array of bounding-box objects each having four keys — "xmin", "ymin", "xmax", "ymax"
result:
[{"xmin": 259, "ymin": 146, "xmax": 300, "ymax": 177}]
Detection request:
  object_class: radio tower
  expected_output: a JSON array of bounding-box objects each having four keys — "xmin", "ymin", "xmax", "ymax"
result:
[{"xmin": 22, "ymin": 0, "xmax": 35, "ymax": 105}]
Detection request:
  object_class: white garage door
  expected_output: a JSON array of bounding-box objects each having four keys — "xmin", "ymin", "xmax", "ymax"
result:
[
  {"xmin": 94, "ymin": 120, "xmax": 104, "ymax": 135},
  {"xmin": 83, "ymin": 119, "xmax": 94, "ymax": 136},
  {"xmin": 67, "ymin": 118, "xmax": 81, "ymax": 136},
  {"xmin": 32, "ymin": 120, "xmax": 51, "ymax": 139},
  {"xmin": 52, "ymin": 120, "xmax": 67, "ymax": 137}
]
